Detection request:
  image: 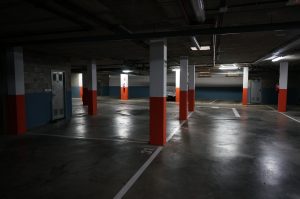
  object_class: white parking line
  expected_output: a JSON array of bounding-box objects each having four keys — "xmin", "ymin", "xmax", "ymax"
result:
[
  {"xmin": 114, "ymin": 112, "xmax": 193, "ymax": 199},
  {"xmin": 209, "ymin": 100, "xmax": 217, "ymax": 104},
  {"xmin": 265, "ymin": 105, "xmax": 300, "ymax": 124},
  {"xmin": 232, "ymin": 108, "xmax": 240, "ymax": 118},
  {"xmin": 27, "ymin": 133, "xmax": 148, "ymax": 144}
]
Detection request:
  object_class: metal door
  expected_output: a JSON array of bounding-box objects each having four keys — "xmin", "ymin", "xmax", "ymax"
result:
[
  {"xmin": 250, "ymin": 79, "xmax": 262, "ymax": 104},
  {"xmin": 51, "ymin": 71, "xmax": 65, "ymax": 120}
]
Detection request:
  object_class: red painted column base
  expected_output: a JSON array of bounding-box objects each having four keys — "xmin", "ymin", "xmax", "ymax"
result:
[
  {"xmin": 83, "ymin": 88, "xmax": 88, "ymax": 105},
  {"xmin": 179, "ymin": 90, "xmax": 188, "ymax": 120},
  {"xmin": 88, "ymin": 90, "xmax": 97, "ymax": 115},
  {"xmin": 150, "ymin": 97, "xmax": 166, "ymax": 145},
  {"xmin": 175, "ymin": 88, "xmax": 180, "ymax": 103},
  {"xmin": 278, "ymin": 89, "xmax": 287, "ymax": 112},
  {"xmin": 120, "ymin": 87, "xmax": 128, "ymax": 100},
  {"xmin": 7, "ymin": 95, "xmax": 26, "ymax": 134},
  {"xmin": 242, "ymin": 88, "xmax": 248, "ymax": 105},
  {"xmin": 188, "ymin": 89, "xmax": 195, "ymax": 112},
  {"xmin": 79, "ymin": 86, "xmax": 83, "ymax": 99}
]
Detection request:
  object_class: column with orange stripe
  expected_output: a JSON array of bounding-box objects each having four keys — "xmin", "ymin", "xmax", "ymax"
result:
[
  {"xmin": 82, "ymin": 71, "xmax": 88, "ymax": 106},
  {"xmin": 120, "ymin": 74, "xmax": 128, "ymax": 100},
  {"xmin": 175, "ymin": 69, "xmax": 180, "ymax": 103},
  {"xmin": 242, "ymin": 67, "xmax": 249, "ymax": 105},
  {"xmin": 188, "ymin": 65, "xmax": 195, "ymax": 112},
  {"xmin": 88, "ymin": 60, "xmax": 97, "ymax": 115},
  {"xmin": 6, "ymin": 47, "xmax": 26, "ymax": 134},
  {"xmin": 278, "ymin": 62, "xmax": 288, "ymax": 112},
  {"xmin": 149, "ymin": 39, "xmax": 167, "ymax": 145},
  {"xmin": 179, "ymin": 56, "xmax": 188, "ymax": 120}
]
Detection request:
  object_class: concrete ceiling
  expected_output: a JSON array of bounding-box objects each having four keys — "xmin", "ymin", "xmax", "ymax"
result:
[{"xmin": 1, "ymin": 0, "xmax": 300, "ymax": 72}]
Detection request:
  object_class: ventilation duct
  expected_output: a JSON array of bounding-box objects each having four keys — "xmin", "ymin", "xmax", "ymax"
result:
[{"xmin": 190, "ymin": 0, "xmax": 205, "ymax": 22}]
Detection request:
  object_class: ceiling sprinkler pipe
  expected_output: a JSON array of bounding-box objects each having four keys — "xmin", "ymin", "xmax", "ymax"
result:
[{"xmin": 190, "ymin": 0, "xmax": 206, "ymax": 22}]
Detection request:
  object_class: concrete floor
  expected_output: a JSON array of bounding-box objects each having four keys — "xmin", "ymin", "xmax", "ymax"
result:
[{"xmin": 1, "ymin": 98, "xmax": 300, "ymax": 199}]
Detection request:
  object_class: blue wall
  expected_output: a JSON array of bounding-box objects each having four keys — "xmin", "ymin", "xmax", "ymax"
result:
[
  {"xmin": 129, "ymin": 86, "xmax": 149, "ymax": 98},
  {"xmin": 109, "ymin": 86, "xmax": 149, "ymax": 98},
  {"xmin": 261, "ymin": 87, "xmax": 300, "ymax": 105},
  {"xmin": 98, "ymin": 85, "xmax": 109, "ymax": 96},
  {"xmin": 71, "ymin": 86, "xmax": 80, "ymax": 98},
  {"xmin": 195, "ymin": 87, "xmax": 242, "ymax": 101},
  {"xmin": 25, "ymin": 91, "xmax": 72, "ymax": 129}
]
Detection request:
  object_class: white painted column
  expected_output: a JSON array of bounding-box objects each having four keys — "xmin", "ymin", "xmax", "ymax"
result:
[
  {"xmin": 242, "ymin": 67, "xmax": 249, "ymax": 105},
  {"xmin": 149, "ymin": 39, "xmax": 167, "ymax": 145},
  {"xmin": 188, "ymin": 65, "xmax": 195, "ymax": 112},
  {"xmin": 87, "ymin": 60, "xmax": 97, "ymax": 115},
  {"xmin": 120, "ymin": 74, "xmax": 128, "ymax": 100},
  {"xmin": 6, "ymin": 47, "xmax": 26, "ymax": 134},
  {"xmin": 175, "ymin": 69, "xmax": 180, "ymax": 103},
  {"xmin": 180, "ymin": 56, "xmax": 188, "ymax": 120},
  {"xmin": 278, "ymin": 62, "xmax": 288, "ymax": 112}
]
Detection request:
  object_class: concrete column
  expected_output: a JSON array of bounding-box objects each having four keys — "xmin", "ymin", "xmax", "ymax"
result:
[
  {"xmin": 6, "ymin": 47, "xmax": 26, "ymax": 134},
  {"xmin": 82, "ymin": 71, "xmax": 88, "ymax": 106},
  {"xmin": 79, "ymin": 73, "xmax": 83, "ymax": 99},
  {"xmin": 278, "ymin": 62, "xmax": 288, "ymax": 112},
  {"xmin": 120, "ymin": 74, "xmax": 128, "ymax": 100},
  {"xmin": 188, "ymin": 65, "xmax": 195, "ymax": 112},
  {"xmin": 242, "ymin": 67, "xmax": 249, "ymax": 105},
  {"xmin": 180, "ymin": 57, "xmax": 188, "ymax": 120},
  {"xmin": 149, "ymin": 39, "xmax": 167, "ymax": 145},
  {"xmin": 88, "ymin": 60, "xmax": 97, "ymax": 115},
  {"xmin": 175, "ymin": 69, "xmax": 180, "ymax": 103}
]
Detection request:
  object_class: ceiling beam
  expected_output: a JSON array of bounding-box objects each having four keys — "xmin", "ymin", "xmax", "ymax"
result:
[{"xmin": 5, "ymin": 21, "xmax": 300, "ymax": 46}]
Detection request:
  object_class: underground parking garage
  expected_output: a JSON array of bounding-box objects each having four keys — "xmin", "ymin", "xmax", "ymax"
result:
[{"xmin": 1, "ymin": 0, "xmax": 300, "ymax": 198}]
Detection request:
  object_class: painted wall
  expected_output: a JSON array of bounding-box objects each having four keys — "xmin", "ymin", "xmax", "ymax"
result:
[
  {"xmin": 24, "ymin": 52, "xmax": 72, "ymax": 129},
  {"xmin": 71, "ymin": 73, "xmax": 82, "ymax": 98},
  {"xmin": 109, "ymin": 74, "xmax": 243, "ymax": 100}
]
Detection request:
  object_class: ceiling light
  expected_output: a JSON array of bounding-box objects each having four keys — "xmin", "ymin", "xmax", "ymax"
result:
[
  {"xmin": 172, "ymin": 68, "xmax": 180, "ymax": 72},
  {"xmin": 219, "ymin": 64, "xmax": 238, "ymax": 70},
  {"xmin": 122, "ymin": 70, "xmax": 133, "ymax": 73},
  {"xmin": 272, "ymin": 56, "xmax": 284, "ymax": 62},
  {"xmin": 190, "ymin": 47, "xmax": 198, "ymax": 51},
  {"xmin": 200, "ymin": 46, "xmax": 210, "ymax": 51}
]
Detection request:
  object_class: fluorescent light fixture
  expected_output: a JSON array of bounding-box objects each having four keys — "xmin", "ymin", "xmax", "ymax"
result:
[
  {"xmin": 272, "ymin": 56, "xmax": 284, "ymax": 62},
  {"xmin": 172, "ymin": 68, "xmax": 180, "ymax": 72},
  {"xmin": 122, "ymin": 70, "xmax": 133, "ymax": 73},
  {"xmin": 190, "ymin": 47, "xmax": 198, "ymax": 51},
  {"xmin": 200, "ymin": 46, "xmax": 210, "ymax": 51},
  {"xmin": 199, "ymin": 71, "xmax": 210, "ymax": 74},
  {"xmin": 219, "ymin": 64, "xmax": 238, "ymax": 70}
]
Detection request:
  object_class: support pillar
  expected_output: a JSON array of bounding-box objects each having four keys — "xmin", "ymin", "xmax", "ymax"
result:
[
  {"xmin": 6, "ymin": 47, "xmax": 26, "ymax": 134},
  {"xmin": 79, "ymin": 73, "xmax": 83, "ymax": 99},
  {"xmin": 120, "ymin": 74, "xmax": 128, "ymax": 100},
  {"xmin": 188, "ymin": 65, "xmax": 195, "ymax": 112},
  {"xmin": 82, "ymin": 71, "xmax": 88, "ymax": 105},
  {"xmin": 88, "ymin": 60, "xmax": 97, "ymax": 115},
  {"xmin": 175, "ymin": 69, "xmax": 180, "ymax": 103},
  {"xmin": 179, "ymin": 57, "xmax": 188, "ymax": 120},
  {"xmin": 149, "ymin": 39, "xmax": 167, "ymax": 145},
  {"xmin": 278, "ymin": 62, "xmax": 288, "ymax": 112},
  {"xmin": 242, "ymin": 67, "xmax": 249, "ymax": 105}
]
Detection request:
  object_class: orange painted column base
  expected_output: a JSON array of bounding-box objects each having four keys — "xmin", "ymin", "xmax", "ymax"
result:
[
  {"xmin": 88, "ymin": 90, "xmax": 97, "ymax": 115},
  {"xmin": 278, "ymin": 89, "xmax": 287, "ymax": 112},
  {"xmin": 188, "ymin": 90, "xmax": 195, "ymax": 112},
  {"xmin": 242, "ymin": 88, "xmax": 248, "ymax": 105},
  {"xmin": 149, "ymin": 97, "xmax": 166, "ymax": 145},
  {"xmin": 79, "ymin": 86, "xmax": 83, "ymax": 99},
  {"xmin": 120, "ymin": 87, "xmax": 128, "ymax": 100},
  {"xmin": 7, "ymin": 95, "xmax": 26, "ymax": 134},
  {"xmin": 180, "ymin": 90, "xmax": 188, "ymax": 120},
  {"xmin": 176, "ymin": 88, "xmax": 180, "ymax": 103}
]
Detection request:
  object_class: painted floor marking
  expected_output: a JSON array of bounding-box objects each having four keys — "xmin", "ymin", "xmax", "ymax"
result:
[
  {"xmin": 27, "ymin": 133, "xmax": 148, "ymax": 144},
  {"xmin": 265, "ymin": 105, "xmax": 300, "ymax": 124},
  {"xmin": 232, "ymin": 108, "xmax": 240, "ymax": 118},
  {"xmin": 114, "ymin": 112, "xmax": 193, "ymax": 199},
  {"xmin": 279, "ymin": 112, "xmax": 300, "ymax": 124},
  {"xmin": 209, "ymin": 100, "xmax": 217, "ymax": 104}
]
